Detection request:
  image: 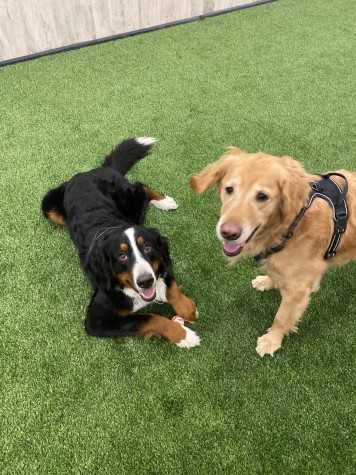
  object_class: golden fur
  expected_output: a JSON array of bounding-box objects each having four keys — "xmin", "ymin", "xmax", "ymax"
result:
[{"xmin": 190, "ymin": 147, "xmax": 356, "ymax": 356}]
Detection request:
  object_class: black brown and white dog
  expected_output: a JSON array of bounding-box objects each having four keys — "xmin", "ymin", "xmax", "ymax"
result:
[{"xmin": 42, "ymin": 137, "xmax": 200, "ymax": 348}]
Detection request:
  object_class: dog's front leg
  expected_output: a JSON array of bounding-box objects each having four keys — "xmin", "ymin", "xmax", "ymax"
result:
[
  {"xmin": 166, "ymin": 281, "xmax": 198, "ymax": 323},
  {"xmin": 256, "ymin": 287, "xmax": 312, "ymax": 357},
  {"xmin": 138, "ymin": 313, "xmax": 200, "ymax": 348},
  {"xmin": 252, "ymin": 275, "xmax": 275, "ymax": 291},
  {"xmin": 85, "ymin": 290, "xmax": 200, "ymax": 347}
]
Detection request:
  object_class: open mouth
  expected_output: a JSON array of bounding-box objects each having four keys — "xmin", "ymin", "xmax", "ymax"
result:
[
  {"xmin": 222, "ymin": 226, "xmax": 260, "ymax": 257},
  {"xmin": 138, "ymin": 288, "xmax": 156, "ymax": 302}
]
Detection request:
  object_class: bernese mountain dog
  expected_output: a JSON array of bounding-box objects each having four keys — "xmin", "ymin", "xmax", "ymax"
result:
[{"xmin": 41, "ymin": 137, "xmax": 200, "ymax": 348}]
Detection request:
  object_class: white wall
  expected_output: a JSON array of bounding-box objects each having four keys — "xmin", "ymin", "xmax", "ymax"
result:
[{"xmin": 0, "ymin": 0, "xmax": 258, "ymax": 62}]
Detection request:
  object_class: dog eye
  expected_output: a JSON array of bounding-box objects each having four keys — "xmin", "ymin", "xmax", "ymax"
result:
[
  {"xmin": 256, "ymin": 193, "xmax": 268, "ymax": 202},
  {"xmin": 118, "ymin": 252, "xmax": 128, "ymax": 261},
  {"xmin": 143, "ymin": 245, "xmax": 152, "ymax": 254},
  {"xmin": 225, "ymin": 186, "xmax": 234, "ymax": 195}
]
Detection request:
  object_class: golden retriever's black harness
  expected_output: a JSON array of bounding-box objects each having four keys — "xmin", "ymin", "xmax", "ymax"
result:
[{"xmin": 253, "ymin": 173, "xmax": 349, "ymax": 263}]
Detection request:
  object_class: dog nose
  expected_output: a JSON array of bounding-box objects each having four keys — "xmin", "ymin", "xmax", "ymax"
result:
[
  {"xmin": 137, "ymin": 274, "xmax": 154, "ymax": 289},
  {"xmin": 220, "ymin": 222, "xmax": 242, "ymax": 240}
]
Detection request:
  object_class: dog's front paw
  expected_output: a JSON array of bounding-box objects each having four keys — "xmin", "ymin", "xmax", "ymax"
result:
[
  {"xmin": 150, "ymin": 195, "xmax": 178, "ymax": 211},
  {"xmin": 256, "ymin": 332, "xmax": 282, "ymax": 357},
  {"xmin": 175, "ymin": 297, "xmax": 198, "ymax": 323},
  {"xmin": 176, "ymin": 327, "xmax": 201, "ymax": 348},
  {"xmin": 252, "ymin": 275, "xmax": 274, "ymax": 291}
]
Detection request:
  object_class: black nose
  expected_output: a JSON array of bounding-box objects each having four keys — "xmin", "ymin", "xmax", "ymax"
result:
[
  {"xmin": 137, "ymin": 274, "xmax": 154, "ymax": 289},
  {"xmin": 220, "ymin": 222, "xmax": 242, "ymax": 240}
]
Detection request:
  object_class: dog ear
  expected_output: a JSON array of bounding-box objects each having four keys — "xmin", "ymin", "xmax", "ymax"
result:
[
  {"xmin": 279, "ymin": 156, "xmax": 310, "ymax": 227},
  {"xmin": 88, "ymin": 245, "xmax": 114, "ymax": 292},
  {"xmin": 190, "ymin": 147, "xmax": 241, "ymax": 193},
  {"xmin": 148, "ymin": 228, "xmax": 173, "ymax": 276}
]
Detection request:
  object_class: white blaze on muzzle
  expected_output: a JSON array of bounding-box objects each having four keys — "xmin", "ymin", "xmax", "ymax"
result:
[{"xmin": 124, "ymin": 227, "xmax": 156, "ymax": 299}]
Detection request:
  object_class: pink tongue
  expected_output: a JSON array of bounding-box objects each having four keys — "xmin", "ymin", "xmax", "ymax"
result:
[
  {"xmin": 139, "ymin": 288, "xmax": 156, "ymax": 300},
  {"xmin": 223, "ymin": 241, "xmax": 242, "ymax": 254}
]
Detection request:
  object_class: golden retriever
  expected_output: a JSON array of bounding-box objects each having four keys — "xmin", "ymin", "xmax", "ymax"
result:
[{"xmin": 190, "ymin": 147, "xmax": 356, "ymax": 356}]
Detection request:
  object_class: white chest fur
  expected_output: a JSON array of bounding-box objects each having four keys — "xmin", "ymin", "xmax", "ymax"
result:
[{"xmin": 121, "ymin": 277, "xmax": 167, "ymax": 313}]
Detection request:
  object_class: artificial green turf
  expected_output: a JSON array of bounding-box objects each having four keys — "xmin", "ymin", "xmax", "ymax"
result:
[{"xmin": 1, "ymin": 0, "xmax": 355, "ymax": 473}]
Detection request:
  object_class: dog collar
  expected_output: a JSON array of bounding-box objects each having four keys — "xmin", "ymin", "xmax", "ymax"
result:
[
  {"xmin": 86, "ymin": 226, "xmax": 119, "ymax": 258},
  {"xmin": 253, "ymin": 173, "xmax": 349, "ymax": 264}
]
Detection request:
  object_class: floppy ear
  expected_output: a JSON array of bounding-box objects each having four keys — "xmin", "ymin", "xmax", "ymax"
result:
[
  {"xmin": 148, "ymin": 228, "xmax": 173, "ymax": 277},
  {"xmin": 87, "ymin": 245, "xmax": 114, "ymax": 291},
  {"xmin": 279, "ymin": 156, "xmax": 310, "ymax": 226},
  {"xmin": 190, "ymin": 148, "xmax": 241, "ymax": 193}
]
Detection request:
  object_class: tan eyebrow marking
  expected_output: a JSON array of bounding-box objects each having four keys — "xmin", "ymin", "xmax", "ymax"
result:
[
  {"xmin": 120, "ymin": 243, "xmax": 128, "ymax": 252},
  {"xmin": 137, "ymin": 236, "xmax": 144, "ymax": 246}
]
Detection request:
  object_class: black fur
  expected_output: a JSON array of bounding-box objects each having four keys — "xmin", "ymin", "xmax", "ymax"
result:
[
  {"xmin": 41, "ymin": 183, "xmax": 67, "ymax": 222},
  {"xmin": 41, "ymin": 138, "xmax": 179, "ymax": 339}
]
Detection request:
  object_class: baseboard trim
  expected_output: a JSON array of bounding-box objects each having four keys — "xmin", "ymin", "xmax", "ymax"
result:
[{"xmin": 0, "ymin": 0, "xmax": 277, "ymax": 67}]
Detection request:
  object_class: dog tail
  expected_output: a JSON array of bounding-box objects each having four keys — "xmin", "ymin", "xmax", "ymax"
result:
[
  {"xmin": 101, "ymin": 137, "xmax": 157, "ymax": 176},
  {"xmin": 41, "ymin": 183, "xmax": 67, "ymax": 225}
]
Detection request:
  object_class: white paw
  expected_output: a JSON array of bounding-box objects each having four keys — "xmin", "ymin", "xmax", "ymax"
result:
[
  {"xmin": 251, "ymin": 275, "xmax": 274, "ymax": 291},
  {"xmin": 150, "ymin": 195, "xmax": 178, "ymax": 211},
  {"xmin": 255, "ymin": 333, "xmax": 282, "ymax": 357},
  {"xmin": 176, "ymin": 327, "xmax": 201, "ymax": 349}
]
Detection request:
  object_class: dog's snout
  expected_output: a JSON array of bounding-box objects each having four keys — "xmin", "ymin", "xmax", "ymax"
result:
[
  {"xmin": 137, "ymin": 274, "xmax": 154, "ymax": 289},
  {"xmin": 220, "ymin": 222, "xmax": 242, "ymax": 241}
]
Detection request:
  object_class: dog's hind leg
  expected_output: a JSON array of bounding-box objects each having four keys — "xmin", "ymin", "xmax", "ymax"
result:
[
  {"xmin": 41, "ymin": 183, "xmax": 67, "ymax": 225},
  {"xmin": 143, "ymin": 186, "xmax": 178, "ymax": 211}
]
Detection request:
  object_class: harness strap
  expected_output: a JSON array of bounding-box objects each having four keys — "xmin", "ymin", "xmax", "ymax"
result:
[
  {"xmin": 309, "ymin": 173, "xmax": 348, "ymax": 259},
  {"xmin": 253, "ymin": 173, "xmax": 348, "ymax": 264}
]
